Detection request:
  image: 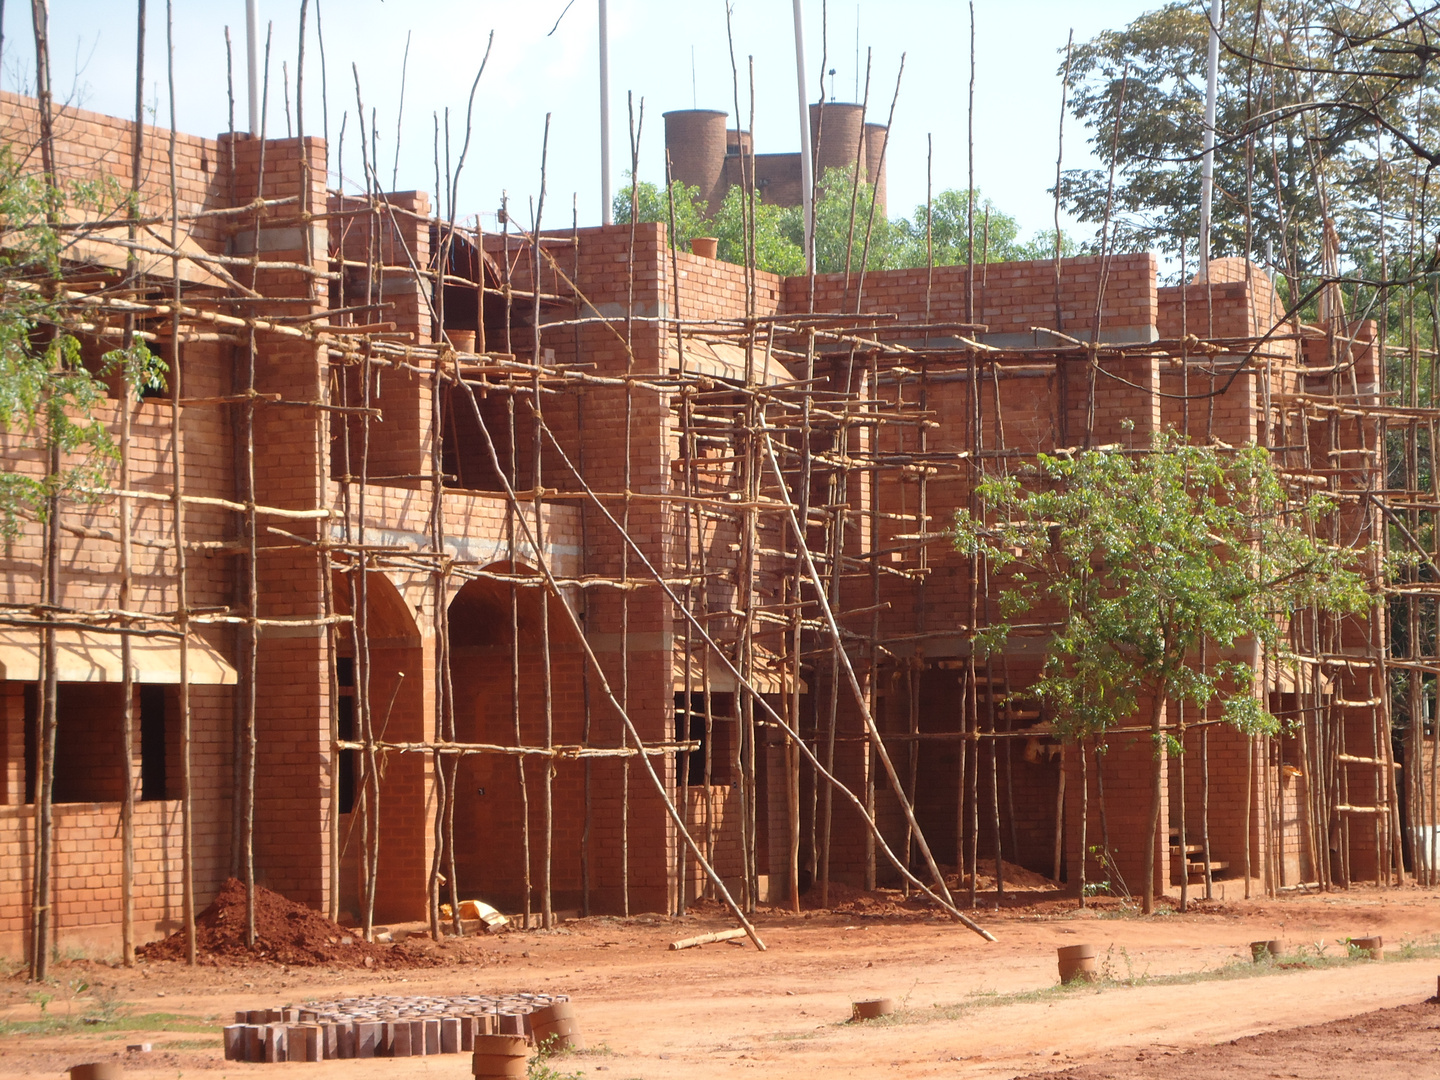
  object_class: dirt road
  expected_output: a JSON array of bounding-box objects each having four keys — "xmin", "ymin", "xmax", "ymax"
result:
[{"xmin": 2, "ymin": 884, "xmax": 1436, "ymax": 1079}]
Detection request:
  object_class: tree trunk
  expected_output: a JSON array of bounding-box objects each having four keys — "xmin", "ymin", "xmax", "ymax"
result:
[{"xmin": 1143, "ymin": 690, "xmax": 1166, "ymax": 915}]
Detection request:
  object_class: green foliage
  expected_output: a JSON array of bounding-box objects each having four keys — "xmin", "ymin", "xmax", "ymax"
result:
[
  {"xmin": 618, "ymin": 165, "xmax": 1066, "ymax": 277},
  {"xmin": 891, "ymin": 190, "xmax": 1080, "ymax": 268},
  {"xmin": 0, "ymin": 148, "xmax": 162, "ymax": 540},
  {"xmin": 614, "ymin": 174, "xmax": 807, "ymax": 276},
  {"xmin": 1062, "ymin": 0, "xmax": 1439, "ymax": 278},
  {"xmin": 612, "ymin": 174, "xmax": 709, "ymax": 254},
  {"xmin": 0, "ymin": 331, "xmax": 117, "ymax": 538},
  {"xmin": 527, "ymin": 1034, "xmax": 584, "ymax": 1080},
  {"xmin": 711, "ymin": 185, "xmax": 806, "ymax": 277},
  {"xmin": 953, "ymin": 435, "xmax": 1370, "ymax": 746},
  {"xmin": 103, "ymin": 340, "xmax": 168, "ymax": 401},
  {"xmin": 779, "ymin": 165, "xmax": 898, "ymax": 273}
]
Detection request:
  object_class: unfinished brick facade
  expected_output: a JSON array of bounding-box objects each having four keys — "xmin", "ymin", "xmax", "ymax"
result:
[{"xmin": 0, "ymin": 93, "xmax": 1393, "ymax": 958}]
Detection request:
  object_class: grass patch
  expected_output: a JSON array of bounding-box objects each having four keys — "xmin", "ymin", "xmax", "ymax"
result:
[
  {"xmin": 568, "ymin": 1043, "xmax": 617, "ymax": 1057},
  {"xmin": 156, "ymin": 1037, "xmax": 223, "ymax": 1051},
  {"xmin": 847, "ymin": 934, "xmax": 1440, "ymax": 1029},
  {"xmin": 0, "ymin": 1010, "xmax": 222, "ymax": 1039},
  {"xmin": 765, "ymin": 1026, "xmax": 828, "ymax": 1045}
]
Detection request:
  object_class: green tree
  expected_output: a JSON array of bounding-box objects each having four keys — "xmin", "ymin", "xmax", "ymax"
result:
[
  {"xmin": 777, "ymin": 165, "xmax": 901, "ymax": 274},
  {"xmin": 1061, "ymin": 1, "xmax": 1433, "ymax": 284},
  {"xmin": 711, "ymin": 185, "xmax": 806, "ymax": 277},
  {"xmin": 620, "ymin": 168, "xmax": 1068, "ymax": 277},
  {"xmin": 0, "ymin": 145, "xmax": 165, "ymax": 537},
  {"xmin": 890, "ymin": 189, "xmax": 1079, "ymax": 268},
  {"xmin": 613, "ymin": 175, "xmax": 709, "ymax": 252},
  {"xmin": 953, "ymin": 434, "xmax": 1368, "ymax": 912},
  {"xmin": 614, "ymin": 175, "xmax": 806, "ymax": 276}
]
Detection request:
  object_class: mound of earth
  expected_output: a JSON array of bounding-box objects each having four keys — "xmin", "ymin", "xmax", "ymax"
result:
[
  {"xmin": 958, "ymin": 857, "xmax": 1058, "ymax": 891},
  {"xmin": 137, "ymin": 877, "xmax": 442, "ymax": 968}
]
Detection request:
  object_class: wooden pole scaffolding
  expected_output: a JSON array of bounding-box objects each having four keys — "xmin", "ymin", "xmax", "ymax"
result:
[
  {"xmin": 445, "ymin": 355, "xmax": 768, "ymax": 949},
  {"xmin": 529, "ymin": 399, "xmax": 993, "ymax": 936},
  {"xmin": 163, "ymin": 0, "xmax": 198, "ymax": 966},
  {"xmin": 118, "ymin": 0, "xmax": 147, "ymax": 970},
  {"xmin": 242, "ymin": 19, "xmax": 278, "ymax": 950},
  {"xmin": 26, "ymin": 3, "xmax": 1440, "ymax": 960},
  {"xmin": 532, "ymin": 115, "xmax": 556, "ymax": 931},
  {"xmin": 29, "ymin": 0, "xmax": 60, "ymax": 979}
]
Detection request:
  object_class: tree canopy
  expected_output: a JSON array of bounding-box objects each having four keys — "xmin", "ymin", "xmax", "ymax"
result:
[
  {"xmin": 1061, "ymin": 0, "xmax": 1440, "ymax": 287},
  {"xmin": 0, "ymin": 145, "xmax": 165, "ymax": 537},
  {"xmin": 615, "ymin": 167, "xmax": 1067, "ymax": 277},
  {"xmin": 953, "ymin": 434, "xmax": 1369, "ymax": 911}
]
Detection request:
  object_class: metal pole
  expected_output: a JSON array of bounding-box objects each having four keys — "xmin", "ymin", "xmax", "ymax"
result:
[
  {"xmin": 792, "ymin": 0, "xmax": 814, "ymax": 272},
  {"xmin": 246, "ymin": 0, "xmax": 260, "ymax": 135},
  {"xmin": 599, "ymin": 0, "xmax": 612, "ymax": 224},
  {"xmin": 1198, "ymin": 0, "xmax": 1220, "ymax": 278}
]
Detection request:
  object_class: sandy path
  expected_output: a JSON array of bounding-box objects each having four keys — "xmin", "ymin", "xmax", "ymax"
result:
[{"xmin": 1, "ymin": 885, "xmax": 1436, "ymax": 1079}]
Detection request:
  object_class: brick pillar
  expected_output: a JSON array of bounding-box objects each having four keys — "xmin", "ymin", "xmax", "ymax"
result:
[
  {"xmin": 222, "ymin": 133, "xmax": 333, "ymax": 909},
  {"xmin": 519, "ymin": 222, "xmax": 676, "ymax": 913},
  {"xmin": 329, "ymin": 191, "xmax": 434, "ymax": 487}
]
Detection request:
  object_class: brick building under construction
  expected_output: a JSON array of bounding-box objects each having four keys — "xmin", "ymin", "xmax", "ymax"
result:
[{"xmin": 0, "ymin": 89, "xmax": 1418, "ymax": 960}]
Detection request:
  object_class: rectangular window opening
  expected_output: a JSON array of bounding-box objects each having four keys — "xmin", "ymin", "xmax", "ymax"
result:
[
  {"xmin": 336, "ymin": 655, "xmax": 356, "ymax": 814},
  {"xmin": 674, "ymin": 692, "xmax": 734, "ymax": 787},
  {"xmin": 139, "ymin": 684, "xmax": 167, "ymax": 801}
]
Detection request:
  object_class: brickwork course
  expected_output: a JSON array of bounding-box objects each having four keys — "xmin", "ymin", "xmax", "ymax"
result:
[{"xmin": 0, "ymin": 88, "xmax": 1412, "ymax": 966}]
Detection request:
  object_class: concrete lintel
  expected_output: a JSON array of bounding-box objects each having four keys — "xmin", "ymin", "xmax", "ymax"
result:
[
  {"xmin": 572, "ymin": 301, "xmax": 667, "ymax": 322},
  {"xmin": 232, "ymin": 226, "xmax": 324, "ymax": 256},
  {"xmin": 334, "ymin": 525, "xmax": 581, "ymax": 567},
  {"xmin": 585, "ymin": 632, "xmax": 674, "ymax": 655},
  {"xmin": 980, "ymin": 324, "xmax": 1159, "ymax": 350}
]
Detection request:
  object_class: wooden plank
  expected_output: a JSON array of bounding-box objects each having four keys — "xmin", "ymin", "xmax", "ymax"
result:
[{"xmin": 670, "ymin": 928, "xmax": 748, "ymax": 951}]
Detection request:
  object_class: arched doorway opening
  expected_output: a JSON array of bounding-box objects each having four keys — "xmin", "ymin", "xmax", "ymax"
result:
[
  {"xmin": 448, "ymin": 563, "xmax": 589, "ymax": 914},
  {"xmin": 331, "ymin": 568, "xmax": 426, "ymax": 923}
]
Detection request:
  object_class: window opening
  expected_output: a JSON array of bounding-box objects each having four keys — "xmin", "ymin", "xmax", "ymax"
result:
[
  {"xmin": 673, "ymin": 692, "xmax": 733, "ymax": 787},
  {"xmin": 139, "ymin": 684, "xmax": 167, "ymax": 800},
  {"xmin": 336, "ymin": 655, "xmax": 356, "ymax": 814}
]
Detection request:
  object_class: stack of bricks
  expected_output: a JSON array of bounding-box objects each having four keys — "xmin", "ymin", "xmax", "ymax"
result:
[{"xmin": 221, "ymin": 993, "xmax": 568, "ymax": 1063}]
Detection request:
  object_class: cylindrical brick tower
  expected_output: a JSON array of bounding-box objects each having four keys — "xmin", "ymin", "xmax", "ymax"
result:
[
  {"xmin": 809, "ymin": 102, "xmax": 867, "ymax": 191},
  {"xmin": 663, "ymin": 109, "xmax": 729, "ymax": 215},
  {"xmin": 864, "ymin": 123, "xmax": 888, "ymax": 216}
]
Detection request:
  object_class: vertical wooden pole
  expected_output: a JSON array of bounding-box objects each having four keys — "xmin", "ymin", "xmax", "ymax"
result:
[
  {"xmin": 164, "ymin": 0, "xmax": 197, "ymax": 965},
  {"xmin": 1052, "ymin": 745, "xmax": 1066, "ymax": 885},
  {"xmin": 1177, "ymin": 705, "xmax": 1188, "ymax": 911},
  {"xmin": 1244, "ymin": 733, "xmax": 1253, "ymax": 898},
  {"xmin": 532, "ymin": 116, "xmax": 555, "ymax": 931},
  {"xmin": 119, "ymin": 0, "xmax": 146, "ymax": 969},
  {"xmin": 244, "ymin": 25, "xmax": 277, "ymax": 948},
  {"xmin": 28, "ymin": 0, "xmax": 59, "ymax": 986}
]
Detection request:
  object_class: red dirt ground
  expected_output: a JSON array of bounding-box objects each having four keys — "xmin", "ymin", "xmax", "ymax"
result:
[
  {"xmin": 2, "ymin": 880, "xmax": 1437, "ymax": 1079},
  {"xmin": 1011, "ymin": 999, "xmax": 1440, "ymax": 1079}
]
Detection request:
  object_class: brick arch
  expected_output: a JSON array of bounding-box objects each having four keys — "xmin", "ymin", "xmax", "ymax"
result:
[{"xmin": 330, "ymin": 567, "xmax": 421, "ymax": 649}]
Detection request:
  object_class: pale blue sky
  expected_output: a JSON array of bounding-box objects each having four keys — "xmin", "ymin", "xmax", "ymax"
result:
[{"xmin": 11, "ymin": 1, "xmax": 1161, "ymax": 241}]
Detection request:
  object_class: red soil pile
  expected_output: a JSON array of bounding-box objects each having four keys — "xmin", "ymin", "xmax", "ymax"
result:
[
  {"xmin": 958, "ymin": 858, "xmax": 1057, "ymax": 891},
  {"xmin": 137, "ymin": 877, "xmax": 441, "ymax": 968}
]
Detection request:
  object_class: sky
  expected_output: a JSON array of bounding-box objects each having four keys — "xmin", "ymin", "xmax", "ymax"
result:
[{"xmin": 9, "ymin": 1, "xmax": 1162, "ymax": 242}]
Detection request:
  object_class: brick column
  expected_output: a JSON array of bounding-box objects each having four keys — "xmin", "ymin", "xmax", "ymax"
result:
[{"xmin": 222, "ymin": 133, "xmax": 333, "ymax": 909}]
